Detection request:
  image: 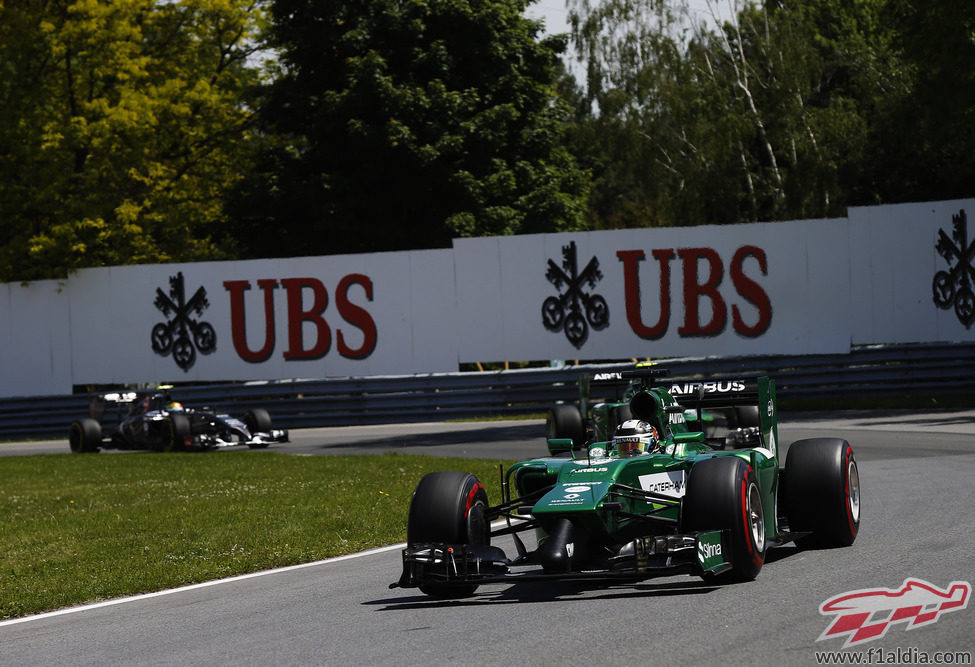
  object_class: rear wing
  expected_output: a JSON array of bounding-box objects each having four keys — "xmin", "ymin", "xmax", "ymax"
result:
[
  {"xmin": 89, "ymin": 391, "xmax": 139, "ymax": 421},
  {"xmin": 666, "ymin": 378, "xmax": 757, "ymax": 409},
  {"xmin": 666, "ymin": 376, "xmax": 779, "ymax": 460}
]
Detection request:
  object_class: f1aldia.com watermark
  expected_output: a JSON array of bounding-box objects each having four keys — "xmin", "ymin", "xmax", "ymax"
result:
[{"xmin": 815, "ymin": 647, "xmax": 972, "ymax": 665}]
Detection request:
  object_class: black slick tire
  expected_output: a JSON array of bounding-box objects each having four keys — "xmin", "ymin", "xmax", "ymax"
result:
[
  {"xmin": 683, "ymin": 455, "xmax": 766, "ymax": 581},
  {"xmin": 545, "ymin": 405, "xmax": 585, "ymax": 454},
  {"xmin": 69, "ymin": 418, "xmax": 101, "ymax": 453},
  {"xmin": 407, "ymin": 471, "xmax": 489, "ymax": 598},
  {"xmin": 784, "ymin": 438, "xmax": 860, "ymax": 547},
  {"xmin": 161, "ymin": 414, "xmax": 191, "ymax": 452},
  {"xmin": 245, "ymin": 408, "xmax": 272, "ymax": 434}
]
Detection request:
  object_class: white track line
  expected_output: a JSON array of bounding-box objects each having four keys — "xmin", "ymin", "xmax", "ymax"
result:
[{"xmin": 0, "ymin": 543, "xmax": 405, "ymax": 628}]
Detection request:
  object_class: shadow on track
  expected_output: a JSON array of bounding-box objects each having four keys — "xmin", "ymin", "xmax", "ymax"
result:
[{"xmin": 368, "ymin": 578, "xmax": 724, "ymax": 610}]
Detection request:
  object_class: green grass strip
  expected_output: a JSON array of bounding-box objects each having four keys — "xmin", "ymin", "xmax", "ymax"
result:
[{"xmin": 1, "ymin": 452, "xmax": 513, "ymax": 620}]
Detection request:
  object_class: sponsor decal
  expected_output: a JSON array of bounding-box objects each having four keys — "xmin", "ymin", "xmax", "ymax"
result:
[
  {"xmin": 570, "ymin": 467, "xmax": 609, "ymax": 474},
  {"xmin": 668, "ymin": 411, "xmax": 686, "ymax": 425},
  {"xmin": 151, "ymin": 272, "xmax": 216, "ymax": 371},
  {"xmin": 573, "ymin": 458, "xmax": 612, "ymax": 466},
  {"xmin": 222, "ymin": 274, "xmax": 377, "ymax": 363},
  {"xmin": 616, "ymin": 245, "xmax": 772, "ymax": 340},
  {"xmin": 696, "ymin": 531, "xmax": 724, "ymax": 570},
  {"xmin": 669, "ymin": 380, "xmax": 747, "ymax": 396},
  {"xmin": 637, "ymin": 471, "xmax": 687, "ymax": 498},
  {"xmin": 818, "ymin": 578, "xmax": 971, "ymax": 648},
  {"xmin": 592, "ymin": 372, "xmax": 623, "ymax": 382},
  {"xmin": 542, "ymin": 241, "xmax": 609, "ymax": 349},
  {"xmin": 588, "ymin": 447, "xmax": 606, "ymax": 457},
  {"xmin": 933, "ymin": 209, "xmax": 975, "ymax": 328},
  {"xmin": 563, "ymin": 486, "xmax": 591, "ymax": 493}
]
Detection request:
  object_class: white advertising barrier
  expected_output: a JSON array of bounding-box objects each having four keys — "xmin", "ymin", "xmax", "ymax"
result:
[
  {"xmin": 454, "ymin": 198, "xmax": 975, "ymax": 362},
  {"xmin": 0, "ymin": 279, "xmax": 73, "ymax": 397},
  {"xmin": 454, "ymin": 219, "xmax": 856, "ymax": 362},
  {"xmin": 65, "ymin": 249, "xmax": 459, "ymax": 388},
  {"xmin": 848, "ymin": 200, "xmax": 975, "ymax": 344},
  {"xmin": 2, "ymin": 198, "xmax": 974, "ymax": 398}
]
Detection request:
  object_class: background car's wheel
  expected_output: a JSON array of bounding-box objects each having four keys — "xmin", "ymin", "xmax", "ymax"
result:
[
  {"xmin": 784, "ymin": 438, "xmax": 860, "ymax": 547},
  {"xmin": 735, "ymin": 405, "xmax": 760, "ymax": 428},
  {"xmin": 69, "ymin": 418, "xmax": 101, "ymax": 453},
  {"xmin": 407, "ymin": 471, "xmax": 489, "ymax": 598},
  {"xmin": 160, "ymin": 414, "xmax": 191, "ymax": 452},
  {"xmin": 545, "ymin": 405, "xmax": 585, "ymax": 454},
  {"xmin": 244, "ymin": 408, "xmax": 272, "ymax": 434},
  {"xmin": 683, "ymin": 455, "xmax": 766, "ymax": 581}
]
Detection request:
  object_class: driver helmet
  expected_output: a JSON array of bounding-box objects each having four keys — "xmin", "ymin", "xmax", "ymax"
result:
[
  {"xmin": 613, "ymin": 419, "xmax": 660, "ymax": 457},
  {"xmin": 166, "ymin": 401, "xmax": 183, "ymax": 411}
]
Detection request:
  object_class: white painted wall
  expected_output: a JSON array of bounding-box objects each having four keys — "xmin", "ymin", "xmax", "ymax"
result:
[
  {"xmin": 1, "ymin": 199, "xmax": 973, "ymax": 398},
  {"xmin": 0, "ymin": 280, "xmax": 72, "ymax": 396}
]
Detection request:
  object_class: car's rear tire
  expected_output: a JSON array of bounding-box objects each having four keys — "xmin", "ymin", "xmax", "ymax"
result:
[
  {"xmin": 546, "ymin": 405, "xmax": 585, "ymax": 454},
  {"xmin": 244, "ymin": 408, "xmax": 272, "ymax": 434},
  {"xmin": 683, "ymin": 455, "xmax": 766, "ymax": 581},
  {"xmin": 160, "ymin": 414, "xmax": 191, "ymax": 452},
  {"xmin": 735, "ymin": 405, "xmax": 760, "ymax": 428},
  {"xmin": 407, "ymin": 471, "xmax": 489, "ymax": 598},
  {"xmin": 784, "ymin": 438, "xmax": 860, "ymax": 547},
  {"xmin": 69, "ymin": 418, "xmax": 101, "ymax": 453}
]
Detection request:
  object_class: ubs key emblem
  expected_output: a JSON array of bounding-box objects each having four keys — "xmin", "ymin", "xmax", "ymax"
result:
[
  {"xmin": 933, "ymin": 209, "xmax": 975, "ymax": 328},
  {"xmin": 151, "ymin": 272, "xmax": 216, "ymax": 371},
  {"xmin": 542, "ymin": 241, "xmax": 609, "ymax": 348}
]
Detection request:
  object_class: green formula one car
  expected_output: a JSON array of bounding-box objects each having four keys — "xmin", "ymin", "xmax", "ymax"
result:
[{"xmin": 391, "ymin": 368, "xmax": 860, "ymax": 598}]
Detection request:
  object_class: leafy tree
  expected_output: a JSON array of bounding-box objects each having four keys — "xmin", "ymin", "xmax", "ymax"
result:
[
  {"xmin": 0, "ymin": 0, "xmax": 268, "ymax": 281},
  {"xmin": 229, "ymin": 0, "xmax": 588, "ymax": 257},
  {"xmin": 563, "ymin": 0, "xmax": 905, "ymax": 227},
  {"xmin": 881, "ymin": 0, "xmax": 975, "ymax": 202}
]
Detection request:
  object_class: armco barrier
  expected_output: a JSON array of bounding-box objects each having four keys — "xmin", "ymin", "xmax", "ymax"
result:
[{"xmin": 2, "ymin": 342, "xmax": 973, "ymax": 441}]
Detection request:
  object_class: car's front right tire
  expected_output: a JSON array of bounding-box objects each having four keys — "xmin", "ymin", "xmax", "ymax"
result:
[
  {"xmin": 407, "ymin": 471, "xmax": 489, "ymax": 598},
  {"xmin": 683, "ymin": 455, "xmax": 766, "ymax": 582}
]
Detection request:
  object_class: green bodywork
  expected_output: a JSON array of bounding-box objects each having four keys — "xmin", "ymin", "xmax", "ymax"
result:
[
  {"xmin": 518, "ymin": 374, "xmax": 780, "ymax": 545},
  {"xmin": 395, "ymin": 369, "xmax": 857, "ymax": 593}
]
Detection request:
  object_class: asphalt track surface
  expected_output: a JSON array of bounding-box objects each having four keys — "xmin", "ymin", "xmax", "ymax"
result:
[{"xmin": 2, "ymin": 410, "xmax": 974, "ymax": 666}]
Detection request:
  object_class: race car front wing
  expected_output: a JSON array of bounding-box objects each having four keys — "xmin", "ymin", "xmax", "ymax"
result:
[{"xmin": 390, "ymin": 528, "xmax": 732, "ymax": 590}]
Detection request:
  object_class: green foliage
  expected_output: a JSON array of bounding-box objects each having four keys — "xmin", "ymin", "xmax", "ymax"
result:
[
  {"xmin": 228, "ymin": 0, "xmax": 588, "ymax": 257},
  {"xmin": 880, "ymin": 0, "xmax": 975, "ymax": 202},
  {"xmin": 0, "ymin": 451, "xmax": 513, "ymax": 620},
  {"xmin": 3, "ymin": 0, "xmax": 975, "ymax": 278},
  {"xmin": 0, "ymin": 0, "xmax": 269, "ymax": 281},
  {"xmin": 563, "ymin": 0, "xmax": 916, "ymax": 228}
]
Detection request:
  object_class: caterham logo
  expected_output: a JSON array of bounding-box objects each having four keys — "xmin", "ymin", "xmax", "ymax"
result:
[
  {"xmin": 933, "ymin": 209, "xmax": 975, "ymax": 328},
  {"xmin": 542, "ymin": 241, "xmax": 609, "ymax": 348},
  {"xmin": 151, "ymin": 272, "xmax": 216, "ymax": 371}
]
